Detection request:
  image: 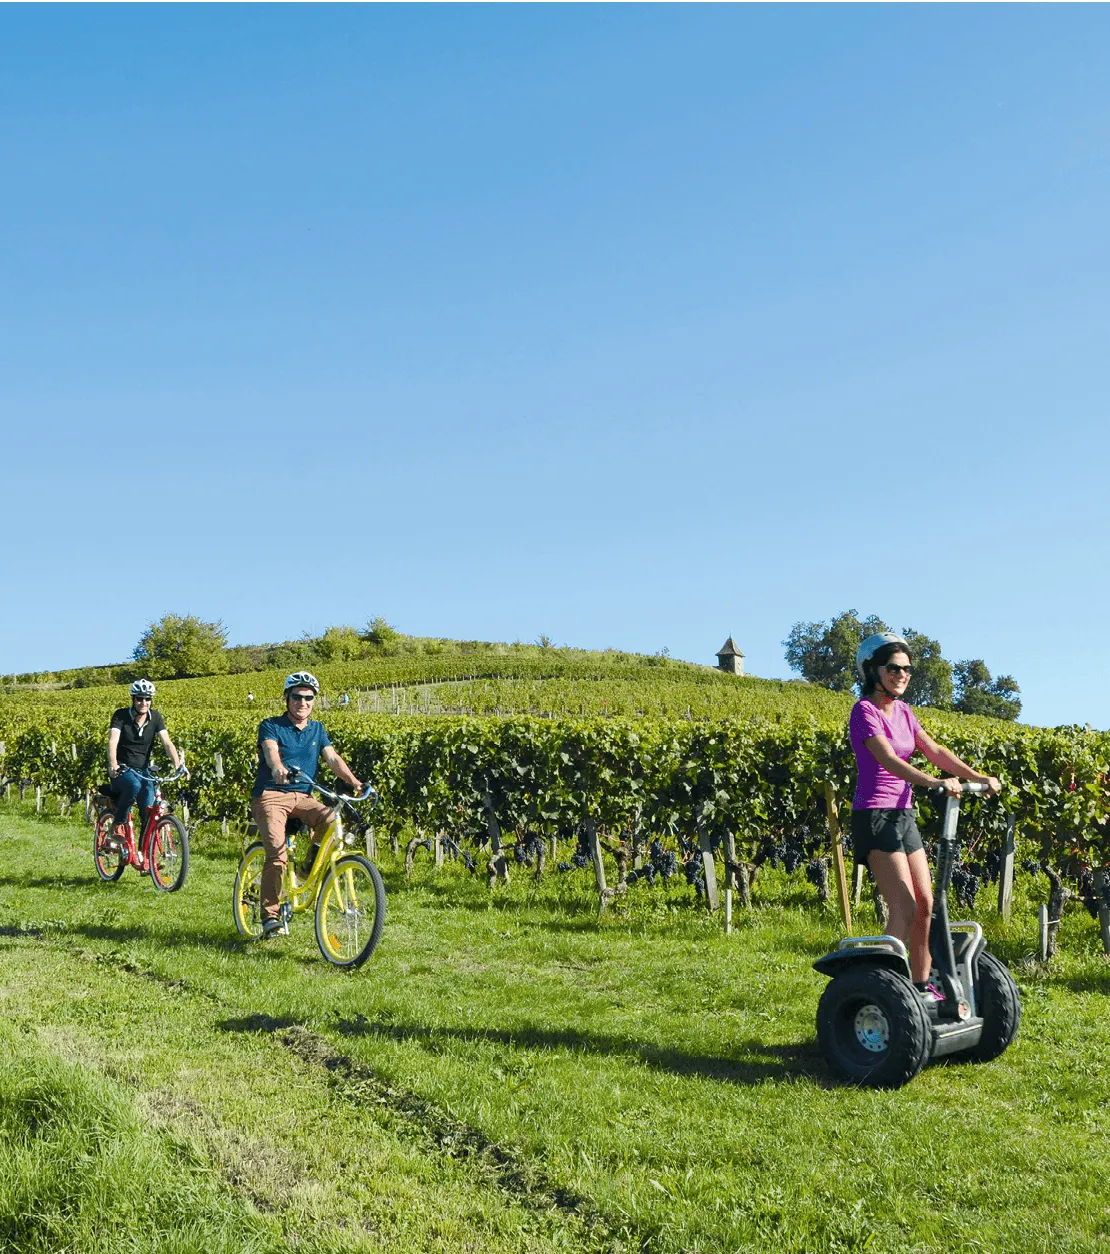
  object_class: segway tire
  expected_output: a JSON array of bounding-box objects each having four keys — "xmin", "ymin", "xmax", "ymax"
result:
[
  {"xmin": 817, "ymin": 966, "xmax": 932, "ymax": 1089},
  {"xmin": 968, "ymin": 950, "xmax": 1021, "ymax": 1062}
]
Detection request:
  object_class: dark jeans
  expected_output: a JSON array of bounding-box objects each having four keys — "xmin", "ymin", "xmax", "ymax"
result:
[{"xmin": 110, "ymin": 768, "xmax": 155, "ymax": 827}]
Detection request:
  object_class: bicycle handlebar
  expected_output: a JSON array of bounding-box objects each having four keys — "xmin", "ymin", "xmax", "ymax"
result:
[
  {"xmin": 286, "ymin": 767, "xmax": 379, "ymax": 809},
  {"xmin": 133, "ymin": 764, "xmax": 189, "ymax": 785}
]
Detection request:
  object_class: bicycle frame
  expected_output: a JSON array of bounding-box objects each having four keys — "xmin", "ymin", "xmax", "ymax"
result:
[
  {"xmin": 268, "ymin": 771, "xmax": 379, "ymax": 923},
  {"xmin": 100, "ymin": 765, "xmax": 187, "ymax": 872}
]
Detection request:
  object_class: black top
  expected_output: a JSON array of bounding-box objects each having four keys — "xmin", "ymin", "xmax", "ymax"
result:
[{"xmin": 110, "ymin": 706, "xmax": 167, "ymax": 770}]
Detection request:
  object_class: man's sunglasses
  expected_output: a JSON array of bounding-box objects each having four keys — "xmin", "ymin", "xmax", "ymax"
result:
[
  {"xmin": 133, "ymin": 695, "xmax": 152, "ymax": 701},
  {"xmin": 289, "ymin": 693, "xmax": 316, "ymax": 703},
  {"xmin": 883, "ymin": 663, "xmax": 914, "ymax": 676}
]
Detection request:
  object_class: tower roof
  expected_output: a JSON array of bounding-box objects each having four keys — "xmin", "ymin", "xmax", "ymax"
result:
[{"xmin": 716, "ymin": 636, "xmax": 744, "ymax": 658}]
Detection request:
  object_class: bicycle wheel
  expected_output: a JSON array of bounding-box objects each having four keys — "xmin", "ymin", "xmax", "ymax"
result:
[
  {"xmin": 93, "ymin": 810, "xmax": 126, "ymax": 883},
  {"xmin": 314, "ymin": 854, "xmax": 385, "ymax": 969},
  {"xmin": 233, "ymin": 842, "xmax": 267, "ymax": 939},
  {"xmin": 149, "ymin": 816, "xmax": 190, "ymax": 893}
]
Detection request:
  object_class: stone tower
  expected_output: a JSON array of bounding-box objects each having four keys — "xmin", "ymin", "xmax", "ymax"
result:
[{"xmin": 716, "ymin": 637, "xmax": 744, "ymax": 676}]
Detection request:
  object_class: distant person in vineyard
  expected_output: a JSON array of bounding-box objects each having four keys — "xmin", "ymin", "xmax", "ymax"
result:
[
  {"xmin": 850, "ymin": 633, "xmax": 1000, "ymax": 998},
  {"xmin": 250, "ymin": 671, "xmax": 363, "ymax": 938},
  {"xmin": 107, "ymin": 679, "xmax": 187, "ymax": 841}
]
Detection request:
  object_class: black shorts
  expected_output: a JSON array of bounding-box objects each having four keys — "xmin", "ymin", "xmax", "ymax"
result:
[{"xmin": 850, "ymin": 809, "xmax": 924, "ymax": 862}]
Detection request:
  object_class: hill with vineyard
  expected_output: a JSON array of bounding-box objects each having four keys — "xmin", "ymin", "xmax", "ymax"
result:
[{"xmin": 2, "ymin": 636, "xmax": 1109, "ymax": 884}]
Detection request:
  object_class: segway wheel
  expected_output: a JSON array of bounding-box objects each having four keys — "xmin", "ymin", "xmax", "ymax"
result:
[
  {"xmin": 968, "ymin": 950, "xmax": 1021, "ymax": 1062},
  {"xmin": 817, "ymin": 966, "xmax": 932, "ymax": 1089}
]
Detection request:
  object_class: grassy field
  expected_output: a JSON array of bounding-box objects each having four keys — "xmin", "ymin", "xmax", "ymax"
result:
[{"xmin": 1, "ymin": 802, "xmax": 1109, "ymax": 1254}]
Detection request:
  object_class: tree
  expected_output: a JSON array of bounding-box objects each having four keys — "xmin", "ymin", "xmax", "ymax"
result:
[
  {"xmin": 784, "ymin": 613, "xmax": 958, "ymax": 709},
  {"xmin": 364, "ymin": 616, "xmax": 400, "ymax": 651},
  {"xmin": 132, "ymin": 613, "xmax": 229, "ymax": 678},
  {"xmin": 901, "ymin": 629, "xmax": 954, "ymax": 710},
  {"xmin": 783, "ymin": 610, "xmax": 890, "ymax": 692},
  {"xmin": 316, "ymin": 626, "xmax": 365, "ymax": 662},
  {"xmin": 953, "ymin": 660, "xmax": 1021, "ymax": 721}
]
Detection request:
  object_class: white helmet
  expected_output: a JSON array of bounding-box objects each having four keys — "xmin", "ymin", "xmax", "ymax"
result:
[
  {"xmin": 284, "ymin": 671, "xmax": 320, "ymax": 695},
  {"xmin": 130, "ymin": 678, "xmax": 156, "ymax": 698},
  {"xmin": 855, "ymin": 633, "xmax": 909, "ymax": 683}
]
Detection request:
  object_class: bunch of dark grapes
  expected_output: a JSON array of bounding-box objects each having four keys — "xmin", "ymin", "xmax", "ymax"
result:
[
  {"xmin": 952, "ymin": 866, "xmax": 981, "ymax": 910},
  {"xmin": 683, "ymin": 854, "xmax": 706, "ymax": 900},
  {"xmin": 1077, "ymin": 870, "xmax": 1110, "ymax": 920},
  {"xmin": 626, "ymin": 838, "xmax": 679, "ymax": 887},
  {"xmin": 805, "ymin": 857, "xmax": 829, "ymax": 898},
  {"xmin": 557, "ymin": 826, "xmax": 592, "ymax": 873},
  {"xmin": 513, "ymin": 833, "xmax": 546, "ymax": 866}
]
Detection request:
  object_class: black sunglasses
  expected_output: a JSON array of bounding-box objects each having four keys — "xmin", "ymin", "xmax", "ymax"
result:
[
  {"xmin": 883, "ymin": 663, "xmax": 914, "ymax": 676},
  {"xmin": 289, "ymin": 693, "xmax": 316, "ymax": 702}
]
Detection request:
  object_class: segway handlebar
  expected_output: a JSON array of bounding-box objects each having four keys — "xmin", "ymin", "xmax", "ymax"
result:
[{"xmin": 926, "ymin": 780, "xmax": 994, "ymax": 796}]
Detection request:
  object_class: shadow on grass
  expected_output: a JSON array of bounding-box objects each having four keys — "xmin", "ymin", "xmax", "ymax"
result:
[
  {"xmin": 327, "ymin": 1012, "xmax": 822, "ymax": 1087},
  {"xmin": 219, "ymin": 1013, "xmax": 300, "ymax": 1033},
  {"xmin": 1059, "ymin": 970, "xmax": 1110, "ymax": 995}
]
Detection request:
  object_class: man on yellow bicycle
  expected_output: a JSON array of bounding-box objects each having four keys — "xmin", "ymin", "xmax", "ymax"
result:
[{"xmin": 250, "ymin": 671, "xmax": 363, "ymax": 938}]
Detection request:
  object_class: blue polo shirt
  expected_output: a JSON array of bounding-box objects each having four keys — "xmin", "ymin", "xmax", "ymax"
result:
[{"xmin": 252, "ymin": 715, "xmax": 332, "ymax": 796}]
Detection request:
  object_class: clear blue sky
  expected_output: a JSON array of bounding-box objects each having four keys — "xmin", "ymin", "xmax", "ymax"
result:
[{"xmin": 2, "ymin": 5, "xmax": 1107, "ymax": 728}]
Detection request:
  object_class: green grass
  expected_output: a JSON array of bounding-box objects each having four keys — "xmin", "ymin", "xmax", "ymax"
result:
[{"xmin": 1, "ymin": 802, "xmax": 1109, "ymax": 1253}]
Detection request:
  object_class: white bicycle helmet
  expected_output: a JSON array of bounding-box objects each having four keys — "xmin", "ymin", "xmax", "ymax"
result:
[
  {"xmin": 130, "ymin": 678, "xmax": 156, "ymax": 698},
  {"xmin": 855, "ymin": 633, "xmax": 910, "ymax": 683},
  {"xmin": 284, "ymin": 671, "xmax": 320, "ymax": 694}
]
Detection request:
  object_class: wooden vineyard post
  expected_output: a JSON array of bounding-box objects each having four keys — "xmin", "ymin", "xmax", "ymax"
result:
[
  {"xmin": 214, "ymin": 753, "xmax": 224, "ymax": 780},
  {"xmin": 852, "ymin": 862, "xmax": 865, "ymax": 907},
  {"xmin": 695, "ymin": 819, "xmax": 720, "ymax": 912},
  {"xmin": 365, "ymin": 826, "xmax": 377, "ymax": 860},
  {"xmin": 1095, "ymin": 870, "xmax": 1110, "ymax": 957},
  {"xmin": 998, "ymin": 816, "xmax": 1016, "ymax": 921},
  {"xmin": 434, "ymin": 829, "xmax": 445, "ymax": 868},
  {"xmin": 84, "ymin": 789, "xmax": 91, "ymax": 822},
  {"xmin": 583, "ymin": 816, "xmax": 608, "ymax": 898},
  {"xmin": 721, "ymin": 830, "xmax": 738, "ymax": 888},
  {"xmin": 1038, "ymin": 905, "xmax": 1049, "ymax": 962},
  {"xmin": 35, "ymin": 785, "xmax": 42, "ymax": 812},
  {"xmin": 824, "ymin": 783, "xmax": 852, "ymax": 933}
]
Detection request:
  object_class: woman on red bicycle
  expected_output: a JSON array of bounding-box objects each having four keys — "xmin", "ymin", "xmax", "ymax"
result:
[
  {"xmin": 850, "ymin": 633, "xmax": 1000, "ymax": 996},
  {"xmin": 107, "ymin": 679, "xmax": 186, "ymax": 841}
]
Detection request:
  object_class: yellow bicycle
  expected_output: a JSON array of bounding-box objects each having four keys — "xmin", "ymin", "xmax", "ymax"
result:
[{"xmin": 232, "ymin": 771, "xmax": 385, "ymax": 968}]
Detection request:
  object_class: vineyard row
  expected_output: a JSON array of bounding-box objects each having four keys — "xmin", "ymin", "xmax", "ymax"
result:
[{"xmin": 2, "ymin": 708, "xmax": 1108, "ymax": 876}]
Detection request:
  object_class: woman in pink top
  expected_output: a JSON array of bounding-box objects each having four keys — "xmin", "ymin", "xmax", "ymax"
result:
[{"xmin": 850, "ymin": 632, "xmax": 1001, "ymax": 992}]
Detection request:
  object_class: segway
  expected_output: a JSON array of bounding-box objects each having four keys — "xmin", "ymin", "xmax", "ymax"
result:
[{"xmin": 813, "ymin": 782, "xmax": 1021, "ymax": 1088}]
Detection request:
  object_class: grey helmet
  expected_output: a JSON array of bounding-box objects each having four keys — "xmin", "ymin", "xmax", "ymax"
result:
[
  {"xmin": 129, "ymin": 678, "xmax": 156, "ymax": 698},
  {"xmin": 284, "ymin": 671, "xmax": 320, "ymax": 695},
  {"xmin": 855, "ymin": 633, "xmax": 909, "ymax": 683}
]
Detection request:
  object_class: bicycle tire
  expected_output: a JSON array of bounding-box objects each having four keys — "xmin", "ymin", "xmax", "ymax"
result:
[
  {"xmin": 233, "ymin": 842, "xmax": 267, "ymax": 939},
  {"xmin": 149, "ymin": 815, "xmax": 190, "ymax": 893},
  {"xmin": 314, "ymin": 854, "xmax": 385, "ymax": 969},
  {"xmin": 93, "ymin": 810, "xmax": 126, "ymax": 883}
]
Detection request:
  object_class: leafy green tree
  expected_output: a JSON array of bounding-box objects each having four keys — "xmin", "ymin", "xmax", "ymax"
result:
[
  {"xmin": 902, "ymin": 630, "xmax": 954, "ymax": 710},
  {"xmin": 785, "ymin": 614, "xmax": 957, "ymax": 709},
  {"xmin": 364, "ymin": 616, "xmax": 400, "ymax": 651},
  {"xmin": 132, "ymin": 613, "xmax": 229, "ymax": 679},
  {"xmin": 316, "ymin": 626, "xmax": 365, "ymax": 662},
  {"xmin": 953, "ymin": 660, "xmax": 1022, "ymax": 721},
  {"xmin": 783, "ymin": 610, "xmax": 889, "ymax": 691}
]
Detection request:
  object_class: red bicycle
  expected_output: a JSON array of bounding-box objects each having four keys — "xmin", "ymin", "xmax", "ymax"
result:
[{"xmin": 92, "ymin": 765, "xmax": 190, "ymax": 892}]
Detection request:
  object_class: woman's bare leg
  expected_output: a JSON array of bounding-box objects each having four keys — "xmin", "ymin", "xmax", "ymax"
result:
[
  {"xmin": 904, "ymin": 849, "xmax": 934, "ymax": 984},
  {"xmin": 867, "ymin": 850, "xmax": 933, "ymax": 981}
]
